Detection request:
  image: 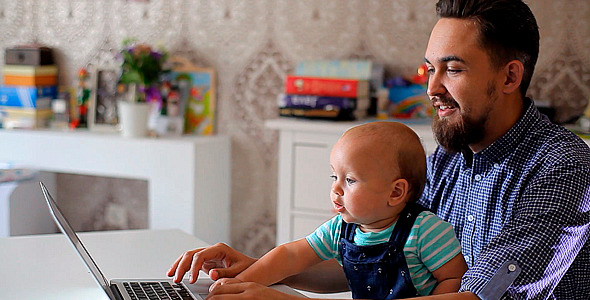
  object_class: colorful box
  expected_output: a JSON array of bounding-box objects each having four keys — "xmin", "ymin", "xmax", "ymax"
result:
[{"xmin": 0, "ymin": 85, "xmax": 57, "ymax": 109}]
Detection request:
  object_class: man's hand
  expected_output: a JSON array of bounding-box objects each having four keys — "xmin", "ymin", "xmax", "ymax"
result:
[
  {"xmin": 167, "ymin": 243, "xmax": 257, "ymax": 284},
  {"xmin": 207, "ymin": 280, "xmax": 299, "ymax": 300}
]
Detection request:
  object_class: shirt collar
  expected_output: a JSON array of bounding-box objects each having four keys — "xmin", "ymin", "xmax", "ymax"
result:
[{"xmin": 476, "ymin": 97, "xmax": 541, "ymax": 164}]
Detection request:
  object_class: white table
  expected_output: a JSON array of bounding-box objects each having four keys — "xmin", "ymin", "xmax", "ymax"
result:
[
  {"xmin": 0, "ymin": 229, "xmax": 208, "ymax": 299},
  {"xmin": 0, "ymin": 229, "xmax": 338, "ymax": 299},
  {"xmin": 0, "ymin": 129, "xmax": 231, "ymax": 244}
]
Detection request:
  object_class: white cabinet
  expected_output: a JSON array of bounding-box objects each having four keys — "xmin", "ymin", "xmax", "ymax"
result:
[
  {"xmin": 0, "ymin": 129, "xmax": 231, "ymax": 244},
  {"xmin": 266, "ymin": 118, "xmax": 436, "ymax": 245}
]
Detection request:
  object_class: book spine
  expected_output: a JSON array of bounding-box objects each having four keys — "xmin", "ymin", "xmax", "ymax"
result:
[
  {"xmin": 285, "ymin": 75, "xmax": 369, "ymax": 98},
  {"xmin": 279, "ymin": 107, "xmax": 358, "ymax": 121},
  {"xmin": 278, "ymin": 94, "xmax": 358, "ymax": 110},
  {"xmin": 295, "ymin": 60, "xmax": 372, "ymax": 80}
]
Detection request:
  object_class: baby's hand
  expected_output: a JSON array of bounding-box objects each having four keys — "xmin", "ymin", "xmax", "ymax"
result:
[{"xmin": 209, "ymin": 277, "xmax": 243, "ymax": 293}]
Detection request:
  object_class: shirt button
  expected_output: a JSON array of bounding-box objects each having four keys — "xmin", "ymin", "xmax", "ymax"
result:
[
  {"xmin": 493, "ymin": 163, "xmax": 500, "ymax": 169},
  {"xmin": 464, "ymin": 255, "xmax": 470, "ymax": 263},
  {"xmin": 467, "ymin": 215, "xmax": 475, "ymax": 222},
  {"xmin": 474, "ymin": 174, "xmax": 482, "ymax": 181}
]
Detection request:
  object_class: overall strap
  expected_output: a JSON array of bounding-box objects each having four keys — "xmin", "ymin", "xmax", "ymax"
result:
[{"xmin": 388, "ymin": 203, "xmax": 429, "ymax": 247}]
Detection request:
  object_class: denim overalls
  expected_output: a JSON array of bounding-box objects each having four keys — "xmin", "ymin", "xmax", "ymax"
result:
[{"xmin": 339, "ymin": 203, "xmax": 427, "ymax": 299}]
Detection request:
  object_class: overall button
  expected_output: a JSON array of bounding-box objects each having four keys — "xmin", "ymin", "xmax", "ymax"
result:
[
  {"xmin": 401, "ymin": 270, "xmax": 406, "ymax": 277},
  {"xmin": 508, "ymin": 264, "xmax": 517, "ymax": 272},
  {"xmin": 378, "ymin": 268, "xmax": 382, "ymax": 274},
  {"xmin": 361, "ymin": 253, "xmax": 366, "ymax": 258},
  {"xmin": 353, "ymin": 266, "xmax": 358, "ymax": 271},
  {"xmin": 367, "ymin": 286, "xmax": 371, "ymax": 291}
]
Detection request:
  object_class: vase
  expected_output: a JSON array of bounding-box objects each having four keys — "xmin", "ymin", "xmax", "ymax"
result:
[{"xmin": 117, "ymin": 101, "xmax": 150, "ymax": 138}]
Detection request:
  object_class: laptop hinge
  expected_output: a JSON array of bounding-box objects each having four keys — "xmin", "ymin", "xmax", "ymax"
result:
[{"xmin": 110, "ymin": 284, "xmax": 125, "ymax": 300}]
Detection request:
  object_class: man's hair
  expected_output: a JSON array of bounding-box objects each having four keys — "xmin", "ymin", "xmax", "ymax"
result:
[{"xmin": 436, "ymin": 0, "xmax": 539, "ymax": 97}]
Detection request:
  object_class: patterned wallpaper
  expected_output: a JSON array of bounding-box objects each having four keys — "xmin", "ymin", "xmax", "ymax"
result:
[{"xmin": 4, "ymin": 0, "xmax": 588, "ymax": 257}]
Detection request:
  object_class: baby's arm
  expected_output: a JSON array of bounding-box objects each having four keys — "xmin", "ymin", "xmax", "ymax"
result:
[
  {"xmin": 235, "ymin": 238, "xmax": 323, "ymax": 286},
  {"xmin": 429, "ymin": 253, "xmax": 468, "ymax": 294}
]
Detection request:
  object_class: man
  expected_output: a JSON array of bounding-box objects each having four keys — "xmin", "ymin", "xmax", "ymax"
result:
[{"xmin": 168, "ymin": 0, "xmax": 590, "ymax": 299}]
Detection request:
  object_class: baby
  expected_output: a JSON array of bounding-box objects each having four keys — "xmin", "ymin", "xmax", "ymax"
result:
[{"xmin": 217, "ymin": 121, "xmax": 467, "ymax": 299}]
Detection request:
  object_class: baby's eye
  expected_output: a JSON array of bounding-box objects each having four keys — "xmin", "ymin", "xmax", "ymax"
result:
[
  {"xmin": 346, "ymin": 178, "xmax": 356, "ymax": 185},
  {"xmin": 330, "ymin": 175, "xmax": 337, "ymax": 181}
]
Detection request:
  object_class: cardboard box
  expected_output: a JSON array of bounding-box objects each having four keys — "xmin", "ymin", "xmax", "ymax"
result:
[
  {"xmin": 3, "ymin": 65, "xmax": 58, "ymax": 76},
  {"xmin": 4, "ymin": 75, "xmax": 57, "ymax": 86},
  {"xmin": 0, "ymin": 107, "xmax": 53, "ymax": 129},
  {"xmin": 5, "ymin": 46, "xmax": 54, "ymax": 66}
]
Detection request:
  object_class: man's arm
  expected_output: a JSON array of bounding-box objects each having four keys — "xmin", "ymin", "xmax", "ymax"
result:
[{"xmin": 208, "ymin": 281, "xmax": 480, "ymax": 300}]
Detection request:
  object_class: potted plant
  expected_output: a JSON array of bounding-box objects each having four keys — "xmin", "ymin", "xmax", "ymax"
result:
[{"xmin": 117, "ymin": 38, "xmax": 168, "ymax": 137}]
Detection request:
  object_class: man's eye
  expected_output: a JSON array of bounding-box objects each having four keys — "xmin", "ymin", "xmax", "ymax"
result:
[
  {"xmin": 346, "ymin": 178, "xmax": 356, "ymax": 185},
  {"xmin": 447, "ymin": 68, "xmax": 462, "ymax": 74}
]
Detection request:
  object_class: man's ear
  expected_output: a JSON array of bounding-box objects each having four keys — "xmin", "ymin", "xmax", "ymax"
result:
[
  {"xmin": 502, "ymin": 60, "xmax": 524, "ymax": 94},
  {"xmin": 389, "ymin": 179, "xmax": 409, "ymax": 206}
]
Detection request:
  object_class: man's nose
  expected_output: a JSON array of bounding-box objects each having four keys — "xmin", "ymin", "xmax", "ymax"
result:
[{"xmin": 427, "ymin": 71, "xmax": 446, "ymax": 97}]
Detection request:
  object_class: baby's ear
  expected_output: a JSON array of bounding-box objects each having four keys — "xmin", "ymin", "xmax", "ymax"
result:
[{"xmin": 389, "ymin": 179, "xmax": 409, "ymax": 206}]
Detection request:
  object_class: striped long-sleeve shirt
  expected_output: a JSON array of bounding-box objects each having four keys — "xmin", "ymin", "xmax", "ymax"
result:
[{"xmin": 305, "ymin": 211, "xmax": 462, "ymax": 295}]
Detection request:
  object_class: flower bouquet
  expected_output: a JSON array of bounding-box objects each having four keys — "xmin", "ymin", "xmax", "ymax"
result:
[
  {"xmin": 118, "ymin": 38, "xmax": 169, "ymax": 103},
  {"xmin": 117, "ymin": 38, "xmax": 169, "ymax": 137}
]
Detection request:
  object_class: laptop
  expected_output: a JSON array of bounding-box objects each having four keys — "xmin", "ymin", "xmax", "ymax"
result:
[
  {"xmin": 40, "ymin": 182, "xmax": 307, "ymax": 300},
  {"xmin": 40, "ymin": 181, "xmax": 209, "ymax": 300}
]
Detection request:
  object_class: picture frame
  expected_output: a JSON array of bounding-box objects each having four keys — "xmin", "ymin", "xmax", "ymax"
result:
[
  {"xmin": 166, "ymin": 56, "xmax": 216, "ymax": 136},
  {"xmin": 88, "ymin": 65, "xmax": 121, "ymax": 132}
]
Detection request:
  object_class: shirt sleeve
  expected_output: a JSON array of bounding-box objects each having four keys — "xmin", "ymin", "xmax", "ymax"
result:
[
  {"xmin": 412, "ymin": 211, "xmax": 462, "ymax": 272},
  {"xmin": 460, "ymin": 158, "xmax": 590, "ymax": 299},
  {"xmin": 305, "ymin": 214, "xmax": 342, "ymax": 264}
]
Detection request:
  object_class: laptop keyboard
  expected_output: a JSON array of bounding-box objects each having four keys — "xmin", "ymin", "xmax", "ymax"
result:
[{"xmin": 123, "ymin": 281, "xmax": 196, "ymax": 300}]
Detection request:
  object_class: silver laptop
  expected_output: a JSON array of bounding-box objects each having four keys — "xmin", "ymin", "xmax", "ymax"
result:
[
  {"xmin": 40, "ymin": 181, "xmax": 307, "ymax": 300},
  {"xmin": 40, "ymin": 181, "xmax": 208, "ymax": 300}
]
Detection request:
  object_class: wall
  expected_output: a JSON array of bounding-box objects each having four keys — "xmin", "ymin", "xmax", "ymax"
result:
[{"xmin": 2, "ymin": 0, "xmax": 588, "ymax": 257}]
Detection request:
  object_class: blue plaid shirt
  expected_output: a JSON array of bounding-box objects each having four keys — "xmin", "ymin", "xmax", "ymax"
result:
[{"xmin": 418, "ymin": 99, "xmax": 590, "ymax": 299}]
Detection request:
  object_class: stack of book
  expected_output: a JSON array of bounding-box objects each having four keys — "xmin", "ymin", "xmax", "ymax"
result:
[
  {"xmin": 0, "ymin": 46, "xmax": 57, "ymax": 129},
  {"xmin": 278, "ymin": 60, "xmax": 383, "ymax": 121}
]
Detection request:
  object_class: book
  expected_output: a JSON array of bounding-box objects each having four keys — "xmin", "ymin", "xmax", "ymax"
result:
[
  {"xmin": 0, "ymin": 85, "xmax": 57, "ymax": 109},
  {"xmin": 295, "ymin": 60, "xmax": 373, "ymax": 79},
  {"xmin": 2, "ymin": 65, "xmax": 58, "ymax": 76},
  {"xmin": 284, "ymin": 75, "xmax": 369, "ymax": 98},
  {"xmin": 295, "ymin": 60, "xmax": 384, "ymax": 94},
  {"xmin": 4, "ymin": 74, "xmax": 57, "ymax": 86},
  {"xmin": 277, "ymin": 94, "xmax": 369, "ymax": 111},
  {"xmin": 279, "ymin": 107, "xmax": 365, "ymax": 121}
]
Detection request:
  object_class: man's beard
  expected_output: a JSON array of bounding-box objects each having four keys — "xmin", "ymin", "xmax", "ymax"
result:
[{"xmin": 432, "ymin": 82, "xmax": 497, "ymax": 153}]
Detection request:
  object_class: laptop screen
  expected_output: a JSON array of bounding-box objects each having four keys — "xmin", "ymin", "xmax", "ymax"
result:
[{"xmin": 40, "ymin": 182, "xmax": 117, "ymax": 299}]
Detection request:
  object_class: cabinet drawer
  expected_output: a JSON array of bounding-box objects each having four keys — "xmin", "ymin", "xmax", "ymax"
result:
[
  {"xmin": 292, "ymin": 143, "xmax": 334, "ymax": 213},
  {"xmin": 292, "ymin": 214, "xmax": 334, "ymax": 241}
]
